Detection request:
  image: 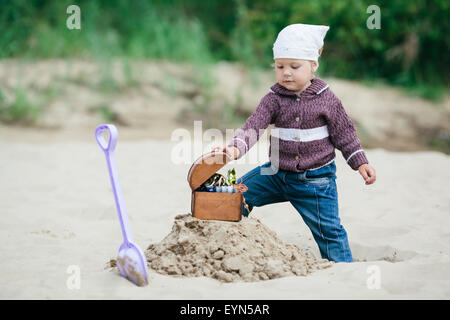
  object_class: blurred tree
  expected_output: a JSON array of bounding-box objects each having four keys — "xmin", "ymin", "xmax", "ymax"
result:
[{"xmin": 0, "ymin": 0, "xmax": 448, "ymax": 89}]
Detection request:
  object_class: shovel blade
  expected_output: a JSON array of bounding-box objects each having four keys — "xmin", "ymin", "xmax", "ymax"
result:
[{"xmin": 117, "ymin": 242, "xmax": 148, "ymax": 287}]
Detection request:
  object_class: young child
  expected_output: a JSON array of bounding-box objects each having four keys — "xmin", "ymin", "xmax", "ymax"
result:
[{"xmin": 212, "ymin": 23, "xmax": 376, "ymax": 263}]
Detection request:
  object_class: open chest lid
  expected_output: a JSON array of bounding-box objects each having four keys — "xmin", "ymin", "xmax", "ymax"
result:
[{"xmin": 187, "ymin": 151, "xmax": 233, "ymax": 191}]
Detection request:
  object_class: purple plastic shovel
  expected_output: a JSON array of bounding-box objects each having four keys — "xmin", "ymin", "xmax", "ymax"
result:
[{"xmin": 95, "ymin": 124, "xmax": 148, "ymax": 287}]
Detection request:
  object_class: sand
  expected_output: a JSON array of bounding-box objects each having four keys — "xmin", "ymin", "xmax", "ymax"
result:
[
  {"xmin": 0, "ymin": 137, "xmax": 449, "ymax": 299},
  {"xmin": 1, "ymin": 59, "xmax": 449, "ymax": 299},
  {"xmin": 0, "ymin": 59, "xmax": 448, "ymax": 151},
  {"xmin": 129, "ymin": 214, "xmax": 332, "ymax": 283}
]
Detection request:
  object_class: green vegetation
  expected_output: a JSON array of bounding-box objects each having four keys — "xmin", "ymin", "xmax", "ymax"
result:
[
  {"xmin": 92, "ymin": 104, "xmax": 116, "ymax": 122},
  {"xmin": 0, "ymin": 87, "xmax": 41, "ymax": 124},
  {"xmin": 0, "ymin": 0, "xmax": 213, "ymax": 63},
  {"xmin": 429, "ymin": 138, "xmax": 450, "ymax": 155},
  {"xmin": 428, "ymin": 130, "xmax": 450, "ymax": 154},
  {"xmin": 0, "ymin": 0, "xmax": 448, "ymax": 101}
]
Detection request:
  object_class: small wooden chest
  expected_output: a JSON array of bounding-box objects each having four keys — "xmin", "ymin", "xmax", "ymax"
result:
[{"xmin": 187, "ymin": 151, "xmax": 243, "ymax": 222}]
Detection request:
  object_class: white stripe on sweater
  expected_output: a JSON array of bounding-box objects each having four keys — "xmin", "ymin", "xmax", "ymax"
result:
[
  {"xmin": 316, "ymin": 84, "xmax": 329, "ymax": 95},
  {"xmin": 271, "ymin": 125, "xmax": 329, "ymax": 142},
  {"xmin": 308, "ymin": 157, "xmax": 336, "ymax": 170},
  {"xmin": 232, "ymin": 137, "xmax": 248, "ymax": 153},
  {"xmin": 346, "ymin": 149, "xmax": 364, "ymax": 163}
]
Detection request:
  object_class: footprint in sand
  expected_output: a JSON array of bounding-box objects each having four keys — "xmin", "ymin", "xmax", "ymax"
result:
[{"xmin": 351, "ymin": 243, "xmax": 418, "ymax": 263}]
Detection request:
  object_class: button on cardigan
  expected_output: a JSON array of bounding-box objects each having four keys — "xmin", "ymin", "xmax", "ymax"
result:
[{"xmin": 228, "ymin": 77, "xmax": 369, "ymax": 172}]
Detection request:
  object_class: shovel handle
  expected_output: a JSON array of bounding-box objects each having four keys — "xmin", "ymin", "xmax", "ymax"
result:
[
  {"xmin": 95, "ymin": 124, "xmax": 133, "ymax": 244},
  {"xmin": 95, "ymin": 124, "xmax": 118, "ymax": 153}
]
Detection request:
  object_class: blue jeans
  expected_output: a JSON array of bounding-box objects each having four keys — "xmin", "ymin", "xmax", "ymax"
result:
[{"xmin": 238, "ymin": 160, "xmax": 353, "ymax": 262}]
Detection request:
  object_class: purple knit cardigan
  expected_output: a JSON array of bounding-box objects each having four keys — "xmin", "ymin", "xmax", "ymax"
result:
[{"xmin": 228, "ymin": 77, "xmax": 369, "ymax": 172}]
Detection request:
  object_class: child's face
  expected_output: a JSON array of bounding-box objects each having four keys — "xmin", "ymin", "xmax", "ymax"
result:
[{"xmin": 274, "ymin": 58, "xmax": 317, "ymax": 92}]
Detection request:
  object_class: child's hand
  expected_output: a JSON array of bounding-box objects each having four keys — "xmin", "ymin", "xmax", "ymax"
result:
[
  {"xmin": 211, "ymin": 145, "xmax": 240, "ymax": 160},
  {"xmin": 358, "ymin": 164, "xmax": 376, "ymax": 185}
]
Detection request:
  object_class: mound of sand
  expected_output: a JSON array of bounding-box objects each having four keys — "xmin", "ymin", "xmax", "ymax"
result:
[{"xmin": 144, "ymin": 214, "xmax": 333, "ymax": 282}]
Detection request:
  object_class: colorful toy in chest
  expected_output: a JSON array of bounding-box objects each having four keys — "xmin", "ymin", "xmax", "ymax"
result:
[{"xmin": 200, "ymin": 169, "xmax": 237, "ymax": 193}]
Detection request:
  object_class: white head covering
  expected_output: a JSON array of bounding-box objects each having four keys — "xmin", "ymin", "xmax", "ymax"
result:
[{"xmin": 273, "ymin": 23, "xmax": 329, "ymax": 62}]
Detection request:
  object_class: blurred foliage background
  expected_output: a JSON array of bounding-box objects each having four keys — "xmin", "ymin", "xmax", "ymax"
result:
[{"xmin": 0, "ymin": 0, "xmax": 448, "ymax": 99}]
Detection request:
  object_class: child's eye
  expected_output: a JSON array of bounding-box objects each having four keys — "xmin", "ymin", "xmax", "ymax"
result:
[
  {"xmin": 276, "ymin": 66, "xmax": 283, "ymax": 69},
  {"xmin": 292, "ymin": 65, "xmax": 300, "ymax": 69}
]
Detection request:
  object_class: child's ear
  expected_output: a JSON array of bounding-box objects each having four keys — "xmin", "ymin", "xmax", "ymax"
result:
[{"xmin": 311, "ymin": 61, "xmax": 319, "ymax": 73}]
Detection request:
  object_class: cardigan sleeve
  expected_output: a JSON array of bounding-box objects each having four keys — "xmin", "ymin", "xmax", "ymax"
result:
[
  {"xmin": 326, "ymin": 96, "xmax": 369, "ymax": 170},
  {"xmin": 227, "ymin": 92, "xmax": 279, "ymax": 159}
]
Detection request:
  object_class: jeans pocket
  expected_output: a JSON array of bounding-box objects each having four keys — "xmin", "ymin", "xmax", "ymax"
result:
[{"xmin": 305, "ymin": 176, "xmax": 331, "ymax": 185}]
